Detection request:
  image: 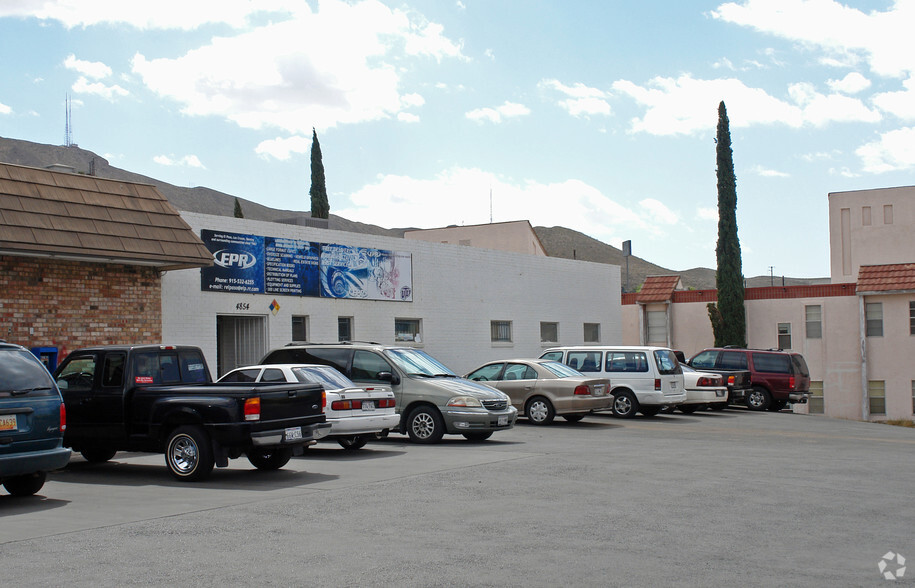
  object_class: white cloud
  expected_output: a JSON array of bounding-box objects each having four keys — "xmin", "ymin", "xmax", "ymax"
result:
[
  {"xmin": 71, "ymin": 77, "xmax": 129, "ymax": 100},
  {"xmin": 539, "ymin": 79, "xmax": 611, "ymax": 117},
  {"xmin": 63, "ymin": 54, "xmax": 111, "ymax": 79},
  {"xmin": 612, "ymin": 74, "xmax": 802, "ymax": 135},
  {"xmin": 0, "ymin": 0, "xmax": 299, "ymax": 30},
  {"xmin": 787, "ymin": 82, "xmax": 880, "ymax": 126},
  {"xmin": 465, "ymin": 101, "xmax": 530, "ymax": 124},
  {"xmin": 255, "ymin": 135, "xmax": 310, "ymax": 160},
  {"xmin": 0, "ymin": 102, "xmax": 10, "ymax": 115},
  {"xmin": 856, "ymin": 127, "xmax": 915, "ymax": 173},
  {"xmin": 335, "ymin": 167, "xmax": 671, "ymax": 243},
  {"xmin": 872, "ymin": 76, "xmax": 915, "ymax": 121},
  {"xmin": 129, "ymin": 0, "xmax": 464, "ymax": 133},
  {"xmin": 696, "ymin": 207, "xmax": 718, "ymax": 221},
  {"xmin": 710, "ymin": 0, "xmax": 915, "ymax": 79},
  {"xmin": 154, "ymin": 154, "xmax": 205, "ymax": 168},
  {"xmin": 827, "ymin": 72, "xmax": 870, "ymax": 94},
  {"xmin": 750, "ymin": 165, "xmax": 789, "ymax": 178},
  {"xmin": 397, "ymin": 112, "xmax": 420, "ymax": 123}
]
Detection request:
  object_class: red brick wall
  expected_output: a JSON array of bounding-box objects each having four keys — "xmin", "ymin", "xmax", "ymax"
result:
[{"xmin": 0, "ymin": 255, "xmax": 161, "ymax": 359}]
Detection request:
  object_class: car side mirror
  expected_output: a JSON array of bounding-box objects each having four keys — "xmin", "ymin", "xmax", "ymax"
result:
[{"xmin": 377, "ymin": 371, "xmax": 400, "ymax": 386}]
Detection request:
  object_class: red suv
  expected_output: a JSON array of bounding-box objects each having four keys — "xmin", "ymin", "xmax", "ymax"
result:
[{"xmin": 686, "ymin": 347, "xmax": 810, "ymax": 411}]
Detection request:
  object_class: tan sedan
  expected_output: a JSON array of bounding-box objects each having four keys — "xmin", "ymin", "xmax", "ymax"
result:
[{"xmin": 465, "ymin": 359, "xmax": 612, "ymax": 425}]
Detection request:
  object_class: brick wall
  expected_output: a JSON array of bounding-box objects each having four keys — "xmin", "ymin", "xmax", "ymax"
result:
[{"xmin": 0, "ymin": 255, "xmax": 161, "ymax": 359}]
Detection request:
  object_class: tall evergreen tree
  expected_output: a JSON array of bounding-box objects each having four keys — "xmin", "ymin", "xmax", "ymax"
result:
[
  {"xmin": 233, "ymin": 197, "xmax": 244, "ymax": 218},
  {"xmin": 710, "ymin": 101, "xmax": 746, "ymax": 347},
  {"xmin": 309, "ymin": 128, "xmax": 329, "ymax": 219}
]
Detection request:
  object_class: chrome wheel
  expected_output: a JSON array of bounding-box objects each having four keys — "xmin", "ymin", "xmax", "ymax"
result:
[
  {"xmin": 165, "ymin": 425, "xmax": 214, "ymax": 481},
  {"xmin": 169, "ymin": 434, "xmax": 199, "ymax": 475}
]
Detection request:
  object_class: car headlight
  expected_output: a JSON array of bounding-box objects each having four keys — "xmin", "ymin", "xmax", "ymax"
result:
[{"xmin": 447, "ymin": 396, "xmax": 483, "ymax": 408}]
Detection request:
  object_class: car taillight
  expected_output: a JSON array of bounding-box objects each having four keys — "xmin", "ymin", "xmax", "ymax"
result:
[
  {"xmin": 378, "ymin": 398, "xmax": 395, "ymax": 408},
  {"xmin": 654, "ymin": 378, "xmax": 661, "ymax": 391},
  {"xmin": 60, "ymin": 403, "xmax": 66, "ymax": 433},
  {"xmin": 789, "ymin": 375, "xmax": 796, "ymax": 390},
  {"xmin": 573, "ymin": 385, "xmax": 590, "ymax": 396},
  {"xmin": 727, "ymin": 375, "xmax": 735, "ymax": 386},
  {"xmin": 322, "ymin": 390, "xmax": 326, "ymax": 409},
  {"xmin": 244, "ymin": 397, "xmax": 261, "ymax": 421},
  {"xmin": 332, "ymin": 399, "xmax": 364, "ymax": 410}
]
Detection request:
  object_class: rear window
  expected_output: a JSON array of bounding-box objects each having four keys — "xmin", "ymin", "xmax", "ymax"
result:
[
  {"xmin": 606, "ymin": 352, "xmax": 649, "ymax": 373},
  {"xmin": 263, "ymin": 347, "xmax": 351, "ymax": 373},
  {"xmin": 133, "ymin": 350, "xmax": 209, "ymax": 385},
  {"xmin": 0, "ymin": 348, "xmax": 56, "ymax": 395},
  {"xmin": 539, "ymin": 351, "xmax": 563, "ymax": 362},
  {"xmin": 751, "ymin": 352, "xmax": 791, "ymax": 374},
  {"xmin": 688, "ymin": 350, "xmax": 719, "ymax": 370},
  {"xmin": 292, "ymin": 365, "xmax": 355, "ymax": 389},
  {"xmin": 791, "ymin": 354, "xmax": 809, "ymax": 377},
  {"xmin": 653, "ymin": 349, "xmax": 682, "ymax": 375}
]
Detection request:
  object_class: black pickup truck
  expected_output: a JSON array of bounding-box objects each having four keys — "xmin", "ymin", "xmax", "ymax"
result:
[{"xmin": 53, "ymin": 345, "xmax": 331, "ymax": 481}]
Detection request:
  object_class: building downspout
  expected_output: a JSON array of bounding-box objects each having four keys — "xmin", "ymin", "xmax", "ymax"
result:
[
  {"xmin": 666, "ymin": 302, "xmax": 672, "ymax": 349},
  {"xmin": 638, "ymin": 303, "xmax": 646, "ymax": 345},
  {"xmin": 858, "ymin": 294, "xmax": 868, "ymax": 421}
]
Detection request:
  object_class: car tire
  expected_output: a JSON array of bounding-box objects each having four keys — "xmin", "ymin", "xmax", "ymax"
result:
[
  {"xmin": 525, "ymin": 396, "xmax": 555, "ymax": 425},
  {"xmin": 338, "ymin": 436, "xmax": 369, "ymax": 450},
  {"xmin": 165, "ymin": 425, "xmax": 215, "ymax": 481},
  {"xmin": 611, "ymin": 390, "xmax": 639, "ymax": 419},
  {"xmin": 3, "ymin": 472, "xmax": 47, "ymax": 497},
  {"xmin": 678, "ymin": 404, "xmax": 700, "ymax": 414},
  {"xmin": 768, "ymin": 400, "xmax": 788, "ymax": 412},
  {"xmin": 247, "ymin": 447, "xmax": 293, "ymax": 470},
  {"xmin": 462, "ymin": 432, "xmax": 493, "ymax": 441},
  {"xmin": 640, "ymin": 406, "xmax": 661, "ymax": 417},
  {"xmin": 406, "ymin": 406, "xmax": 445, "ymax": 444},
  {"xmin": 80, "ymin": 447, "xmax": 118, "ymax": 463},
  {"xmin": 562, "ymin": 414, "xmax": 585, "ymax": 423},
  {"xmin": 746, "ymin": 386, "xmax": 772, "ymax": 411}
]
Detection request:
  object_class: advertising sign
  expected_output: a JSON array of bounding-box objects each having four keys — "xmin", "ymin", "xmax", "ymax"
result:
[
  {"xmin": 200, "ymin": 230, "xmax": 264, "ymax": 293},
  {"xmin": 265, "ymin": 237, "xmax": 321, "ymax": 297},
  {"xmin": 320, "ymin": 245, "xmax": 413, "ymax": 301}
]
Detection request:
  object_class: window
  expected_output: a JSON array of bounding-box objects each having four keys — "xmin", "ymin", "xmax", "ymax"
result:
[
  {"xmin": 467, "ymin": 363, "xmax": 505, "ymax": 382},
  {"xmin": 719, "ymin": 351, "xmax": 748, "ymax": 370},
  {"xmin": 777, "ymin": 323, "xmax": 791, "ymax": 350},
  {"xmin": 752, "ymin": 352, "xmax": 791, "ymax": 374},
  {"xmin": 862, "ymin": 206, "xmax": 871, "ymax": 226},
  {"xmin": 910, "ymin": 302, "xmax": 915, "ymax": 336},
  {"xmin": 101, "ymin": 353, "xmax": 126, "ymax": 388},
  {"xmin": 568, "ymin": 351, "xmax": 602, "ymax": 372},
  {"xmin": 808, "ymin": 381, "xmax": 824, "ymax": 414},
  {"xmin": 219, "ymin": 368, "xmax": 260, "ymax": 383},
  {"xmin": 56, "ymin": 356, "xmax": 97, "ymax": 392},
  {"xmin": 884, "ymin": 204, "xmax": 893, "ymax": 224},
  {"xmin": 912, "ymin": 381, "xmax": 915, "ymax": 415},
  {"xmin": 395, "ymin": 318, "xmax": 422, "ymax": 343},
  {"xmin": 491, "ymin": 320, "xmax": 512, "ymax": 343},
  {"xmin": 805, "ymin": 305, "xmax": 822, "ymax": 339},
  {"xmin": 646, "ymin": 310, "xmax": 667, "ymax": 346},
  {"xmin": 865, "ymin": 302, "xmax": 883, "ymax": 337},
  {"xmin": 292, "ymin": 316, "xmax": 308, "ymax": 342},
  {"xmin": 338, "ymin": 317, "xmax": 353, "ymax": 342},
  {"xmin": 261, "ymin": 369, "xmax": 286, "ymax": 383},
  {"xmin": 540, "ymin": 322, "xmax": 559, "ymax": 344},
  {"xmin": 605, "ymin": 352, "xmax": 649, "ymax": 373},
  {"xmin": 503, "ymin": 363, "xmax": 538, "ymax": 380},
  {"xmin": 351, "ymin": 350, "xmax": 394, "ymax": 382},
  {"xmin": 583, "ymin": 323, "xmax": 600, "ymax": 343},
  {"xmin": 868, "ymin": 380, "xmax": 885, "ymax": 416}
]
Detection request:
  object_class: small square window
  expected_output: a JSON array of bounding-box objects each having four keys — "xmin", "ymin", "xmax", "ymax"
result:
[
  {"xmin": 292, "ymin": 315, "xmax": 308, "ymax": 342},
  {"xmin": 540, "ymin": 322, "xmax": 559, "ymax": 343},
  {"xmin": 584, "ymin": 323, "xmax": 600, "ymax": 343},
  {"xmin": 491, "ymin": 320, "xmax": 512, "ymax": 343},
  {"xmin": 395, "ymin": 318, "xmax": 422, "ymax": 343},
  {"xmin": 777, "ymin": 323, "xmax": 791, "ymax": 350}
]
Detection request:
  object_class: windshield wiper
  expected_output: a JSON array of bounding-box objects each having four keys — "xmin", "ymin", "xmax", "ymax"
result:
[
  {"xmin": 406, "ymin": 372, "xmax": 434, "ymax": 378},
  {"xmin": 431, "ymin": 373, "xmax": 458, "ymax": 378}
]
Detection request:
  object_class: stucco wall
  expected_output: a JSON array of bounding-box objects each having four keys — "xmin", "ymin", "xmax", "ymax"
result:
[{"xmin": 163, "ymin": 213, "xmax": 621, "ymax": 377}]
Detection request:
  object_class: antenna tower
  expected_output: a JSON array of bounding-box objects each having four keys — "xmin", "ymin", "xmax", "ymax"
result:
[{"xmin": 65, "ymin": 94, "xmax": 72, "ymax": 147}]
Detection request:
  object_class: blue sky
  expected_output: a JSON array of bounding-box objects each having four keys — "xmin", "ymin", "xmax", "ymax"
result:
[{"xmin": 2, "ymin": 0, "xmax": 914, "ymax": 279}]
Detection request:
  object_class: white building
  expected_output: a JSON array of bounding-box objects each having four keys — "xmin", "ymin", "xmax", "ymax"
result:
[{"xmin": 162, "ymin": 213, "xmax": 621, "ymax": 378}]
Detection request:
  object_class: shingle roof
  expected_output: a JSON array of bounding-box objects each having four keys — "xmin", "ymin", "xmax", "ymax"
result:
[
  {"xmin": 857, "ymin": 263, "xmax": 915, "ymax": 293},
  {"xmin": 636, "ymin": 275, "xmax": 681, "ymax": 303},
  {"xmin": 0, "ymin": 162, "xmax": 213, "ymax": 270}
]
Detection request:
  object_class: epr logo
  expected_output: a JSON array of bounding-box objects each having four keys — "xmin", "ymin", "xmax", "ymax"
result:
[{"xmin": 212, "ymin": 249, "xmax": 258, "ymax": 269}]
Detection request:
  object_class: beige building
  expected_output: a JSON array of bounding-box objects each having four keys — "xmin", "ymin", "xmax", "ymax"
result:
[
  {"xmin": 405, "ymin": 220, "xmax": 547, "ymax": 256},
  {"xmin": 623, "ymin": 185, "xmax": 915, "ymax": 422}
]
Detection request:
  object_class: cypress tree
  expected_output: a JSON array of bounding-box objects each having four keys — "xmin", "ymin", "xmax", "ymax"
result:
[
  {"xmin": 309, "ymin": 128, "xmax": 329, "ymax": 219},
  {"xmin": 711, "ymin": 101, "xmax": 746, "ymax": 347},
  {"xmin": 233, "ymin": 197, "xmax": 244, "ymax": 218}
]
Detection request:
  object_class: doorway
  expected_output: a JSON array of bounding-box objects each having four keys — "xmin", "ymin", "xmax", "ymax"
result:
[{"xmin": 216, "ymin": 315, "xmax": 267, "ymax": 378}]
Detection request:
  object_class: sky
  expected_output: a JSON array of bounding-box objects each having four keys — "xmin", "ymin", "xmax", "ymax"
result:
[{"xmin": 2, "ymin": 0, "xmax": 915, "ymax": 279}]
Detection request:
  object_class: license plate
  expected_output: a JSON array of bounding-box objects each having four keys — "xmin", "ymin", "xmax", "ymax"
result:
[
  {"xmin": 0, "ymin": 414, "xmax": 16, "ymax": 431},
  {"xmin": 594, "ymin": 385, "xmax": 605, "ymax": 396},
  {"xmin": 285, "ymin": 427, "xmax": 302, "ymax": 441},
  {"xmin": 362, "ymin": 400, "xmax": 375, "ymax": 411},
  {"xmin": 716, "ymin": 390, "xmax": 726, "ymax": 397},
  {"xmin": 498, "ymin": 415, "xmax": 509, "ymax": 426},
  {"xmin": 670, "ymin": 381, "xmax": 678, "ymax": 390}
]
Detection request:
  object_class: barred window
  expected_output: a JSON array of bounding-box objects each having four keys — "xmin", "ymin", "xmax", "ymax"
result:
[{"xmin": 491, "ymin": 320, "xmax": 512, "ymax": 343}]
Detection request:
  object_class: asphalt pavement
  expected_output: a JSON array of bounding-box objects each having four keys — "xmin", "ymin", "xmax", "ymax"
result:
[{"xmin": 2, "ymin": 408, "xmax": 914, "ymax": 587}]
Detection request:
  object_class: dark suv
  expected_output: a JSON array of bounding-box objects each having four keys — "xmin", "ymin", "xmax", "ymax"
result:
[
  {"xmin": 0, "ymin": 342, "xmax": 71, "ymax": 496},
  {"xmin": 687, "ymin": 347, "xmax": 810, "ymax": 412}
]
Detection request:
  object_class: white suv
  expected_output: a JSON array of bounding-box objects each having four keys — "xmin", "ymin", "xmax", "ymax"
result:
[{"xmin": 539, "ymin": 346, "xmax": 686, "ymax": 418}]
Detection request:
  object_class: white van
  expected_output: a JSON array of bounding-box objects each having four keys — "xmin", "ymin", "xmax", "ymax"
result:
[{"xmin": 539, "ymin": 346, "xmax": 686, "ymax": 418}]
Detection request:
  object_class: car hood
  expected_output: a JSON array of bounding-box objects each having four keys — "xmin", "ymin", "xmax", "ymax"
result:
[{"xmin": 422, "ymin": 377, "xmax": 507, "ymax": 399}]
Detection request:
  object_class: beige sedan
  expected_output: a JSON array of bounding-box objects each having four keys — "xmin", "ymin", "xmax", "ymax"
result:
[{"xmin": 465, "ymin": 359, "xmax": 612, "ymax": 425}]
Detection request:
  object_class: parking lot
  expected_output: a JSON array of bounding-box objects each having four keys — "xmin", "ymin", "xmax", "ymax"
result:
[{"xmin": 2, "ymin": 408, "xmax": 914, "ymax": 587}]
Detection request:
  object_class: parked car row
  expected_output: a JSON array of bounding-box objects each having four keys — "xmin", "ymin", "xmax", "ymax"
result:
[{"xmin": 1, "ymin": 339, "xmax": 811, "ymax": 495}]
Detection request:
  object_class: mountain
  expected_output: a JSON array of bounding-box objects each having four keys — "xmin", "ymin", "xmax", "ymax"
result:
[{"xmin": 0, "ymin": 135, "xmax": 827, "ymax": 291}]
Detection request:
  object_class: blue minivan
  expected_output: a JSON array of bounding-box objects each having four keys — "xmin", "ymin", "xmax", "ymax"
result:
[{"xmin": 0, "ymin": 342, "xmax": 71, "ymax": 496}]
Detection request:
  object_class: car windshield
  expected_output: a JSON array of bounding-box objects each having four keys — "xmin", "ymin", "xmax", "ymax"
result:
[
  {"xmin": 0, "ymin": 348, "xmax": 55, "ymax": 393},
  {"xmin": 292, "ymin": 365, "xmax": 356, "ymax": 389},
  {"xmin": 540, "ymin": 361, "xmax": 583, "ymax": 378},
  {"xmin": 384, "ymin": 348, "xmax": 456, "ymax": 377}
]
